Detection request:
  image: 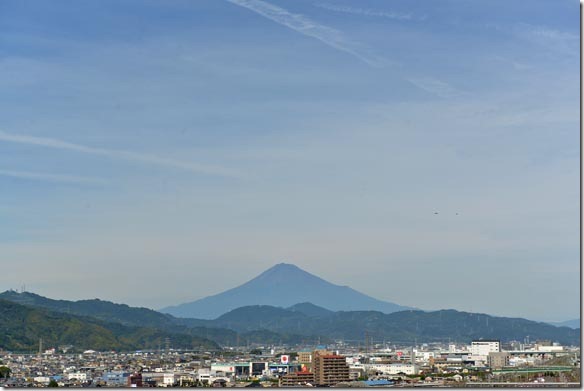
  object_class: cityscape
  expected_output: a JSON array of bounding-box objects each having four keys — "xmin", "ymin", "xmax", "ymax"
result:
[
  {"xmin": 0, "ymin": 0, "xmax": 580, "ymax": 388},
  {"xmin": 0, "ymin": 264, "xmax": 581, "ymax": 387},
  {"xmin": 0, "ymin": 338, "xmax": 581, "ymax": 387}
]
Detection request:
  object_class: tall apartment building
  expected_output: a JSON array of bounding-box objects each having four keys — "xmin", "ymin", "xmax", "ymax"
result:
[{"xmin": 313, "ymin": 351, "xmax": 350, "ymax": 386}]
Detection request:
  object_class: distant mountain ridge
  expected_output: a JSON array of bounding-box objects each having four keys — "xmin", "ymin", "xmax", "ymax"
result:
[
  {"xmin": 0, "ymin": 298, "xmax": 219, "ymax": 353},
  {"xmin": 160, "ymin": 263, "xmax": 413, "ymax": 319},
  {"xmin": 547, "ymin": 319, "xmax": 580, "ymax": 329},
  {"xmin": 0, "ymin": 290, "xmax": 176, "ymax": 329},
  {"xmin": 206, "ymin": 305, "xmax": 581, "ymax": 346},
  {"xmin": 0, "ymin": 290, "xmax": 326, "ymax": 347},
  {"xmin": 287, "ymin": 302, "xmax": 333, "ymax": 317},
  {"xmin": 0, "ymin": 291, "xmax": 578, "ymax": 348}
]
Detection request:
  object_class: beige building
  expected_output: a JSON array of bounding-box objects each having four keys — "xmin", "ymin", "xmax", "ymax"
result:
[
  {"xmin": 487, "ymin": 352, "xmax": 509, "ymax": 369},
  {"xmin": 297, "ymin": 351, "xmax": 312, "ymax": 364},
  {"xmin": 471, "ymin": 340, "xmax": 500, "ymax": 356},
  {"xmin": 279, "ymin": 370, "xmax": 315, "ymax": 387},
  {"xmin": 313, "ymin": 351, "xmax": 350, "ymax": 386}
]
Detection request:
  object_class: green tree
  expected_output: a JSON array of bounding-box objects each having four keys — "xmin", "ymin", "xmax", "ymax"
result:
[
  {"xmin": 0, "ymin": 366, "xmax": 10, "ymax": 379},
  {"xmin": 48, "ymin": 379, "xmax": 59, "ymax": 387}
]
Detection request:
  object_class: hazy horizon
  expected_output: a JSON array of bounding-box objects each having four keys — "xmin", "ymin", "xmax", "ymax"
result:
[
  {"xmin": 0, "ymin": 0, "xmax": 579, "ymax": 323},
  {"xmin": 3, "ymin": 261, "xmax": 579, "ymax": 324}
]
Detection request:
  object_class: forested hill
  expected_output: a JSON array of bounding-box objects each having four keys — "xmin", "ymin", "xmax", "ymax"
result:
[
  {"xmin": 0, "ymin": 290, "xmax": 177, "ymax": 329},
  {"xmin": 0, "ymin": 292, "xmax": 327, "ymax": 348},
  {"xmin": 208, "ymin": 306, "xmax": 581, "ymax": 345},
  {"xmin": 1, "ymin": 291, "xmax": 579, "ymax": 347},
  {"xmin": 0, "ymin": 299, "xmax": 219, "ymax": 353}
]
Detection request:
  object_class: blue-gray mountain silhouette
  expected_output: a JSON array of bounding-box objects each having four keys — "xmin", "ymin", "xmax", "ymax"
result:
[
  {"xmin": 287, "ymin": 302, "xmax": 333, "ymax": 317},
  {"xmin": 160, "ymin": 263, "xmax": 412, "ymax": 319},
  {"xmin": 548, "ymin": 319, "xmax": 580, "ymax": 329}
]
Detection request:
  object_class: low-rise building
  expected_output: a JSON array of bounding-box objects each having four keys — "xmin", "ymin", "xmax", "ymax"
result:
[
  {"xmin": 142, "ymin": 372, "xmax": 176, "ymax": 387},
  {"xmin": 66, "ymin": 372, "xmax": 87, "ymax": 381},
  {"xmin": 366, "ymin": 363, "xmax": 419, "ymax": 376},
  {"xmin": 487, "ymin": 352, "xmax": 509, "ymax": 369},
  {"xmin": 102, "ymin": 371, "xmax": 130, "ymax": 386},
  {"xmin": 279, "ymin": 369, "xmax": 315, "ymax": 387}
]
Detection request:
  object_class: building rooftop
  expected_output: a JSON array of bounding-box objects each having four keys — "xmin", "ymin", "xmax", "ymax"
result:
[{"xmin": 364, "ymin": 379, "xmax": 394, "ymax": 386}]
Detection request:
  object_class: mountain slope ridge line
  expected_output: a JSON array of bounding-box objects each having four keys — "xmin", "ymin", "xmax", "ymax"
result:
[{"xmin": 159, "ymin": 262, "xmax": 413, "ymax": 319}]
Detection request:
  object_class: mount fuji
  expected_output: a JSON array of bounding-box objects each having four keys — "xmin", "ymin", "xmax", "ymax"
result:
[{"xmin": 160, "ymin": 263, "xmax": 412, "ymax": 319}]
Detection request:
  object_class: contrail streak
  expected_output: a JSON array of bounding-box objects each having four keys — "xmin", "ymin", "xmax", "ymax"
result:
[
  {"xmin": 227, "ymin": 0, "xmax": 385, "ymax": 67},
  {"xmin": 0, "ymin": 169, "xmax": 108, "ymax": 185},
  {"xmin": 0, "ymin": 130, "xmax": 241, "ymax": 178}
]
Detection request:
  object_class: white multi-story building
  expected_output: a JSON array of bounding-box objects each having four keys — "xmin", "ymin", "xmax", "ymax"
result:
[
  {"xmin": 471, "ymin": 340, "xmax": 500, "ymax": 356},
  {"xmin": 417, "ymin": 351, "xmax": 436, "ymax": 361},
  {"xmin": 197, "ymin": 368, "xmax": 230, "ymax": 384},
  {"xmin": 210, "ymin": 364, "xmax": 235, "ymax": 374},
  {"xmin": 33, "ymin": 376, "xmax": 51, "ymax": 384},
  {"xmin": 66, "ymin": 372, "xmax": 87, "ymax": 381},
  {"xmin": 364, "ymin": 363, "xmax": 419, "ymax": 375},
  {"xmin": 536, "ymin": 344, "xmax": 564, "ymax": 352},
  {"xmin": 142, "ymin": 372, "xmax": 176, "ymax": 386}
]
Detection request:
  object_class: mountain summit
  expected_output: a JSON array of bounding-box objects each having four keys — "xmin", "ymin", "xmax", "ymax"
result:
[{"xmin": 160, "ymin": 263, "xmax": 412, "ymax": 319}]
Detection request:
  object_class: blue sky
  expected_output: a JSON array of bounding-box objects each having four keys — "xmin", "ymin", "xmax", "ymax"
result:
[{"xmin": 0, "ymin": 0, "xmax": 579, "ymax": 322}]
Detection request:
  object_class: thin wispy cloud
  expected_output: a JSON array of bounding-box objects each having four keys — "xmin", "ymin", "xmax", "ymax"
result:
[
  {"xmin": 490, "ymin": 55, "xmax": 531, "ymax": 71},
  {"xmin": 0, "ymin": 169, "xmax": 108, "ymax": 186},
  {"xmin": 313, "ymin": 2, "xmax": 426, "ymax": 22},
  {"xmin": 407, "ymin": 77, "xmax": 465, "ymax": 99},
  {"xmin": 486, "ymin": 22, "xmax": 578, "ymax": 56},
  {"xmin": 515, "ymin": 23, "xmax": 578, "ymax": 41},
  {"xmin": 0, "ymin": 130, "xmax": 240, "ymax": 178},
  {"xmin": 226, "ymin": 0, "xmax": 385, "ymax": 67}
]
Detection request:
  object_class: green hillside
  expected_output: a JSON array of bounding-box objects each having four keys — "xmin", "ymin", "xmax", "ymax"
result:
[
  {"xmin": 0, "ymin": 290, "xmax": 179, "ymax": 328},
  {"xmin": 0, "ymin": 292, "xmax": 322, "ymax": 347},
  {"xmin": 208, "ymin": 305, "xmax": 580, "ymax": 345},
  {"xmin": 0, "ymin": 299, "xmax": 219, "ymax": 352},
  {"xmin": 2, "ymin": 291, "xmax": 578, "ymax": 348}
]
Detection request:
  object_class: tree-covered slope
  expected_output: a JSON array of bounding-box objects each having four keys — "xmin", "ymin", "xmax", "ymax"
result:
[
  {"xmin": 0, "ymin": 290, "xmax": 178, "ymax": 329},
  {"xmin": 0, "ymin": 299, "xmax": 219, "ymax": 352},
  {"xmin": 287, "ymin": 302, "xmax": 333, "ymax": 317},
  {"xmin": 205, "ymin": 306, "xmax": 581, "ymax": 345},
  {"xmin": 0, "ymin": 292, "xmax": 323, "ymax": 347},
  {"xmin": 3, "ymin": 290, "xmax": 578, "ymax": 348}
]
